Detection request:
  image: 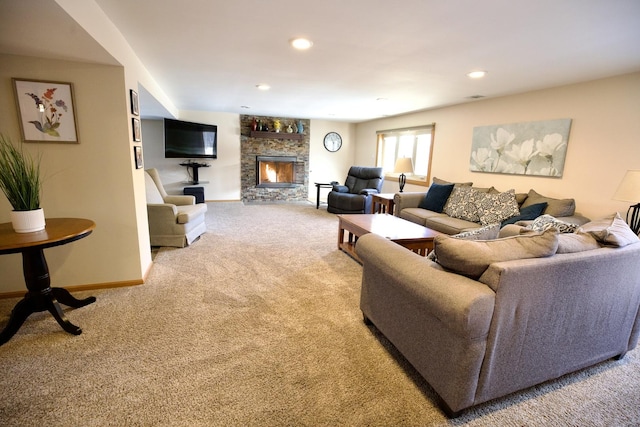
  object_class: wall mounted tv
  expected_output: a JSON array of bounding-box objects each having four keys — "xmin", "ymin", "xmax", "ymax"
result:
[{"xmin": 164, "ymin": 118, "xmax": 217, "ymax": 159}]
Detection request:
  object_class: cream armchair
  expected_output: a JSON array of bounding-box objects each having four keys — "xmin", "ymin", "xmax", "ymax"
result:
[{"xmin": 144, "ymin": 168, "xmax": 207, "ymax": 247}]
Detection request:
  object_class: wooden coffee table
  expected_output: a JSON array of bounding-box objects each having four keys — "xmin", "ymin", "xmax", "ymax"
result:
[{"xmin": 337, "ymin": 214, "xmax": 443, "ymax": 263}]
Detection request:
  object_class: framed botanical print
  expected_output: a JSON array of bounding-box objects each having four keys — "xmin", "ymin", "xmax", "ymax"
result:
[{"xmin": 12, "ymin": 78, "xmax": 79, "ymax": 143}]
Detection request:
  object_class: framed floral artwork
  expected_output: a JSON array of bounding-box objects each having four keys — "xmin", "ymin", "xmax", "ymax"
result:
[
  {"xmin": 469, "ymin": 118, "xmax": 572, "ymax": 177},
  {"xmin": 12, "ymin": 78, "xmax": 79, "ymax": 143}
]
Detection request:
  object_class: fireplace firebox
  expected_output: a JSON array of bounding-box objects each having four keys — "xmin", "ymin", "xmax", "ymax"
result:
[{"xmin": 256, "ymin": 156, "xmax": 297, "ymax": 188}]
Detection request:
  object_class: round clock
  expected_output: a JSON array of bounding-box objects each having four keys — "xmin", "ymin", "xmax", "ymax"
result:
[{"xmin": 323, "ymin": 132, "xmax": 342, "ymax": 152}]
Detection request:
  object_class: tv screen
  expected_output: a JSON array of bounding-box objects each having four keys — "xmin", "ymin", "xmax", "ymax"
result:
[{"xmin": 164, "ymin": 118, "xmax": 217, "ymax": 159}]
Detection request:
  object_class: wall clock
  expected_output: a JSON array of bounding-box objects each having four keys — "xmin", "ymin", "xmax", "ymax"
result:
[{"xmin": 323, "ymin": 132, "xmax": 342, "ymax": 152}]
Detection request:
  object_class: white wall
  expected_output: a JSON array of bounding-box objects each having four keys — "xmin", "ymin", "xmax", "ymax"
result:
[
  {"xmin": 142, "ymin": 116, "xmax": 357, "ymax": 204},
  {"xmin": 142, "ymin": 111, "xmax": 240, "ymax": 201},
  {"xmin": 355, "ymin": 72, "xmax": 640, "ymax": 221},
  {"xmin": 0, "ymin": 54, "xmax": 144, "ymax": 292}
]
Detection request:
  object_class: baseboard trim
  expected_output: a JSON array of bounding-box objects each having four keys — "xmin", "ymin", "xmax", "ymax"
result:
[{"xmin": 0, "ymin": 279, "xmax": 144, "ymax": 300}]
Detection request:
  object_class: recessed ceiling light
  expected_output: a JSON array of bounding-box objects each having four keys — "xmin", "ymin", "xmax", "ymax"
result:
[
  {"xmin": 467, "ymin": 70, "xmax": 487, "ymax": 79},
  {"xmin": 240, "ymin": 105, "xmax": 250, "ymax": 109},
  {"xmin": 256, "ymin": 84, "xmax": 270, "ymax": 91},
  {"xmin": 290, "ymin": 38, "xmax": 313, "ymax": 50}
]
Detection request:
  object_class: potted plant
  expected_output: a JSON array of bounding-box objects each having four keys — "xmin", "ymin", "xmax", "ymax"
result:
[{"xmin": 0, "ymin": 133, "xmax": 45, "ymax": 233}]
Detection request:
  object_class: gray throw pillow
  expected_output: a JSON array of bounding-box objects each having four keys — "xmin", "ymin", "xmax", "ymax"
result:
[
  {"xmin": 433, "ymin": 228, "xmax": 559, "ymax": 279},
  {"xmin": 520, "ymin": 189, "xmax": 576, "ymax": 217},
  {"xmin": 578, "ymin": 212, "xmax": 640, "ymax": 247}
]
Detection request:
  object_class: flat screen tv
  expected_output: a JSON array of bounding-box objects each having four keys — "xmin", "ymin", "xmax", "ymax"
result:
[{"xmin": 164, "ymin": 118, "xmax": 217, "ymax": 159}]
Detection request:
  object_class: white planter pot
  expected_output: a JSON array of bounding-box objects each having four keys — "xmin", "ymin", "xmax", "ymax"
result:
[{"xmin": 10, "ymin": 208, "xmax": 46, "ymax": 233}]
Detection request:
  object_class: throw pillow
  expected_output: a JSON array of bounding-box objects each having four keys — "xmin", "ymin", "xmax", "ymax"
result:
[
  {"xmin": 433, "ymin": 228, "xmax": 559, "ymax": 279},
  {"xmin": 443, "ymin": 186, "xmax": 484, "ymax": 222},
  {"xmin": 501, "ymin": 202, "xmax": 548, "ymax": 226},
  {"xmin": 520, "ymin": 189, "xmax": 576, "ymax": 217},
  {"xmin": 427, "ymin": 223, "xmax": 501, "ymax": 261},
  {"xmin": 451, "ymin": 223, "xmax": 501, "ymax": 240},
  {"xmin": 525, "ymin": 214, "xmax": 578, "ymax": 233},
  {"xmin": 578, "ymin": 212, "xmax": 640, "ymax": 247},
  {"xmin": 556, "ymin": 232, "xmax": 601, "ymax": 253},
  {"xmin": 418, "ymin": 183, "xmax": 455, "ymax": 213},
  {"xmin": 473, "ymin": 189, "xmax": 520, "ymax": 226}
]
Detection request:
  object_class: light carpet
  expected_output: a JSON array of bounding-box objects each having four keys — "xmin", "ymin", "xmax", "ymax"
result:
[{"xmin": 0, "ymin": 202, "xmax": 639, "ymax": 426}]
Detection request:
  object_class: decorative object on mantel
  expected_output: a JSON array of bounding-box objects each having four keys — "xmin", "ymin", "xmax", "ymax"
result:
[
  {"xmin": 613, "ymin": 169, "xmax": 640, "ymax": 235},
  {"xmin": 286, "ymin": 123, "xmax": 293, "ymax": 133},
  {"xmin": 469, "ymin": 118, "xmax": 571, "ymax": 177},
  {"xmin": 251, "ymin": 117, "xmax": 258, "ymax": 131},
  {"xmin": 0, "ymin": 134, "xmax": 45, "ymax": 233},
  {"xmin": 297, "ymin": 120, "xmax": 304, "ymax": 134},
  {"xmin": 12, "ymin": 78, "xmax": 79, "ymax": 143},
  {"xmin": 393, "ymin": 157, "xmax": 414, "ymax": 192},
  {"xmin": 250, "ymin": 130, "xmax": 304, "ymax": 141},
  {"xmin": 273, "ymin": 119, "xmax": 281, "ymax": 133}
]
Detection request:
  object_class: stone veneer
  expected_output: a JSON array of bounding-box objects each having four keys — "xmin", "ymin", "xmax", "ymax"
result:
[{"xmin": 240, "ymin": 115, "xmax": 310, "ymax": 203}]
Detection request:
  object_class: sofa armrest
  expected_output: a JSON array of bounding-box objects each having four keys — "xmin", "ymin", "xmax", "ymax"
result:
[
  {"xmin": 164, "ymin": 195, "xmax": 195, "ymax": 206},
  {"xmin": 393, "ymin": 191, "xmax": 427, "ymax": 216},
  {"xmin": 147, "ymin": 203, "xmax": 179, "ymax": 224},
  {"xmin": 356, "ymin": 233, "xmax": 495, "ymax": 339}
]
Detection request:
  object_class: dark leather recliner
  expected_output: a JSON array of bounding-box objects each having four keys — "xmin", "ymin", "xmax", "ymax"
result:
[{"xmin": 327, "ymin": 166, "xmax": 384, "ymax": 214}]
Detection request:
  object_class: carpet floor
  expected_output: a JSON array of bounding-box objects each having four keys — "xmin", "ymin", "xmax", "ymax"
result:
[{"xmin": 0, "ymin": 202, "xmax": 639, "ymax": 426}]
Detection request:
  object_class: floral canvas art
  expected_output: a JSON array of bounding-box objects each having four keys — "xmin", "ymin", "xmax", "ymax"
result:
[
  {"xmin": 470, "ymin": 119, "xmax": 571, "ymax": 177},
  {"xmin": 12, "ymin": 78, "xmax": 79, "ymax": 143}
]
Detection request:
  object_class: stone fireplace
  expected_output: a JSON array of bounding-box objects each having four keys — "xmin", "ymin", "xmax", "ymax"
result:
[
  {"xmin": 240, "ymin": 115, "xmax": 310, "ymax": 203},
  {"xmin": 256, "ymin": 156, "xmax": 296, "ymax": 188}
]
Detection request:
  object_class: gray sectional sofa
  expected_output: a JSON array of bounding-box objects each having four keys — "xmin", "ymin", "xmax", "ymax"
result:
[
  {"xmin": 356, "ymin": 213, "xmax": 640, "ymax": 416},
  {"xmin": 394, "ymin": 181, "xmax": 590, "ymax": 235}
]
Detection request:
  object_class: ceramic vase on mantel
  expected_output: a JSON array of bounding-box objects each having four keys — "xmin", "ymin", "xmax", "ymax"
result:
[{"xmin": 10, "ymin": 208, "xmax": 46, "ymax": 233}]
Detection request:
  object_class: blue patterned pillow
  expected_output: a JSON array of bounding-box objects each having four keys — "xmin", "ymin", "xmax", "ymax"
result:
[
  {"xmin": 443, "ymin": 186, "xmax": 485, "ymax": 222},
  {"xmin": 525, "ymin": 214, "xmax": 578, "ymax": 233},
  {"xmin": 418, "ymin": 183, "xmax": 454, "ymax": 213}
]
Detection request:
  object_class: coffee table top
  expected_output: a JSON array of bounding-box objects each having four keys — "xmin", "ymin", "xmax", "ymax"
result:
[{"xmin": 338, "ymin": 214, "xmax": 442, "ymax": 241}]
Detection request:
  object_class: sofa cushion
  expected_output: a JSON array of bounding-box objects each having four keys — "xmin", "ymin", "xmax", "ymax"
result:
[
  {"xmin": 556, "ymin": 232, "xmax": 601, "ymax": 253},
  {"xmin": 525, "ymin": 214, "xmax": 579, "ymax": 233},
  {"xmin": 520, "ymin": 189, "xmax": 576, "ymax": 217},
  {"xmin": 433, "ymin": 228, "xmax": 559, "ymax": 279},
  {"xmin": 473, "ymin": 189, "xmax": 520, "ymax": 226},
  {"xmin": 443, "ymin": 186, "xmax": 484, "ymax": 222},
  {"xmin": 501, "ymin": 202, "xmax": 548, "ymax": 226},
  {"xmin": 578, "ymin": 212, "xmax": 640, "ymax": 247},
  {"xmin": 399, "ymin": 208, "xmax": 444, "ymax": 226},
  {"xmin": 418, "ymin": 183, "xmax": 455, "ymax": 213},
  {"xmin": 424, "ymin": 215, "xmax": 481, "ymax": 235}
]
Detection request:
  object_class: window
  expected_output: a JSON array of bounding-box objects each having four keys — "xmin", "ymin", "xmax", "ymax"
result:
[{"xmin": 376, "ymin": 124, "xmax": 435, "ymax": 188}]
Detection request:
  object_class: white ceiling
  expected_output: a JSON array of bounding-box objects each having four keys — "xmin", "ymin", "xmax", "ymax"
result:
[{"xmin": 2, "ymin": 0, "xmax": 640, "ymax": 122}]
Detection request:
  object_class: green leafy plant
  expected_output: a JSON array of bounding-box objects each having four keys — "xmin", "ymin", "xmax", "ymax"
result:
[{"xmin": 0, "ymin": 134, "xmax": 41, "ymax": 211}]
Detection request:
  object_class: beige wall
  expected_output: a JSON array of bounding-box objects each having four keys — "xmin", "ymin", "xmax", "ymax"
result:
[
  {"xmin": 0, "ymin": 54, "xmax": 145, "ymax": 292},
  {"xmin": 355, "ymin": 72, "xmax": 640, "ymax": 220}
]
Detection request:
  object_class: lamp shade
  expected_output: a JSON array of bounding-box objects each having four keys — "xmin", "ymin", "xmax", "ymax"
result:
[
  {"xmin": 613, "ymin": 170, "xmax": 640, "ymax": 202},
  {"xmin": 393, "ymin": 157, "xmax": 414, "ymax": 174}
]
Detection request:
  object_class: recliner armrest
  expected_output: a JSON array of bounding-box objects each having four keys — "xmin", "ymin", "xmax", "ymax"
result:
[
  {"xmin": 332, "ymin": 185, "xmax": 349, "ymax": 193},
  {"xmin": 359, "ymin": 189, "xmax": 379, "ymax": 196}
]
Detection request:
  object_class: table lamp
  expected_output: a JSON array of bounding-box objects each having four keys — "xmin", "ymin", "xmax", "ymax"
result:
[
  {"xmin": 394, "ymin": 157, "xmax": 414, "ymax": 192},
  {"xmin": 613, "ymin": 170, "xmax": 640, "ymax": 234}
]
